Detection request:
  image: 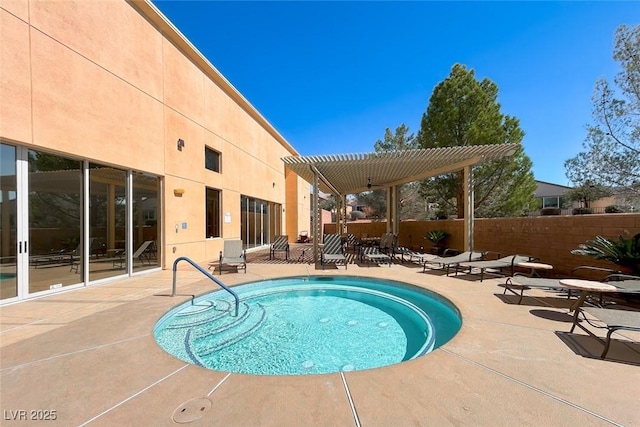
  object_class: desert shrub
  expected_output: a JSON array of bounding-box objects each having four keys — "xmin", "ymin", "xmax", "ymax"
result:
[
  {"xmin": 572, "ymin": 207, "xmax": 593, "ymax": 215},
  {"xmin": 540, "ymin": 207, "xmax": 561, "ymax": 216}
]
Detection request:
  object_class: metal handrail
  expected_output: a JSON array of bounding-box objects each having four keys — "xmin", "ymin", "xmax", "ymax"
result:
[{"xmin": 171, "ymin": 256, "xmax": 239, "ymax": 317}]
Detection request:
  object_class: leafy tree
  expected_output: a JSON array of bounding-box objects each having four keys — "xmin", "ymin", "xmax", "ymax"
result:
[
  {"xmin": 415, "ymin": 64, "xmax": 538, "ymax": 218},
  {"xmin": 356, "ymin": 124, "xmax": 418, "ymax": 219},
  {"xmin": 565, "ymin": 25, "xmax": 640, "ymax": 198},
  {"xmin": 563, "ymin": 183, "xmax": 613, "ymax": 208}
]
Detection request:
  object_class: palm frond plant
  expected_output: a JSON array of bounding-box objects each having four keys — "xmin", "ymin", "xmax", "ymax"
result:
[
  {"xmin": 425, "ymin": 230, "xmax": 449, "ymax": 255},
  {"xmin": 571, "ymin": 233, "xmax": 640, "ymax": 274}
]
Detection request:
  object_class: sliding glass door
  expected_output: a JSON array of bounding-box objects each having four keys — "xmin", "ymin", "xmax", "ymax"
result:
[
  {"xmin": 28, "ymin": 150, "xmax": 83, "ymax": 293},
  {"xmin": 1, "ymin": 142, "xmax": 161, "ymax": 303},
  {"xmin": 0, "ymin": 144, "xmax": 18, "ymax": 300},
  {"xmin": 240, "ymin": 195, "xmax": 281, "ymax": 250}
]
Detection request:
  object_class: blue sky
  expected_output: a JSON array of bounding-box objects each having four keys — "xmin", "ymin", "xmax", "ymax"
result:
[{"xmin": 152, "ymin": 1, "xmax": 638, "ymax": 186}]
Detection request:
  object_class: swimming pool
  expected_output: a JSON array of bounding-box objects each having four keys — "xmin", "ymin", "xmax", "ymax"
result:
[{"xmin": 154, "ymin": 276, "xmax": 461, "ymax": 375}]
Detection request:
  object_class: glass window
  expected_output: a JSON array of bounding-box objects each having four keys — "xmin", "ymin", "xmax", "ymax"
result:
[
  {"xmin": 89, "ymin": 164, "xmax": 127, "ymax": 282},
  {"xmin": 206, "ymin": 188, "xmax": 221, "ymax": 238},
  {"xmin": 28, "ymin": 150, "xmax": 83, "ymax": 292},
  {"xmin": 205, "ymin": 147, "xmax": 220, "ymax": 173},
  {"xmin": 132, "ymin": 172, "xmax": 160, "ymax": 272}
]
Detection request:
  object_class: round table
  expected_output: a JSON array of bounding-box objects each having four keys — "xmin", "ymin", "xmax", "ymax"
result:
[
  {"xmin": 560, "ymin": 279, "xmax": 620, "ymax": 344},
  {"xmin": 519, "ymin": 261, "xmax": 553, "ymax": 271},
  {"xmin": 560, "ymin": 279, "xmax": 618, "ymax": 311},
  {"xmin": 518, "ymin": 261, "xmax": 553, "ymax": 277}
]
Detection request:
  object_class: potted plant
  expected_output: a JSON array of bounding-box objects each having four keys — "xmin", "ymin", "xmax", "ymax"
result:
[
  {"xmin": 571, "ymin": 233, "xmax": 640, "ymax": 275},
  {"xmin": 425, "ymin": 230, "xmax": 449, "ymax": 255}
]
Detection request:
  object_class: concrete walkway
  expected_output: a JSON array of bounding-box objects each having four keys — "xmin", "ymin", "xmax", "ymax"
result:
[{"xmin": 1, "ymin": 259, "xmax": 639, "ymax": 426}]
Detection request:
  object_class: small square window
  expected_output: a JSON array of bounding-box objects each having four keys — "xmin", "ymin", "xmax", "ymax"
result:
[{"xmin": 205, "ymin": 147, "xmax": 220, "ymax": 173}]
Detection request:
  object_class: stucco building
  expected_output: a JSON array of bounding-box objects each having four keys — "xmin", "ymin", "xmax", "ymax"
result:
[{"xmin": 0, "ymin": 0, "xmax": 310, "ymax": 303}]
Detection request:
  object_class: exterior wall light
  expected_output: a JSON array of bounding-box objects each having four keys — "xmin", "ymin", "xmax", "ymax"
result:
[
  {"xmin": 177, "ymin": 138, "xmax": 185, "ymax": 151},
  {"xmin": 173, "ymin": 188, "xmax": 185, "ymax": 196}
]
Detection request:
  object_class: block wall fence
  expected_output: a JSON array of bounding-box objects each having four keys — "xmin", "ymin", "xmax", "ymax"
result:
[{"xmin": 325, "ymin": 213, "xmax": 640, "ymax": 278}]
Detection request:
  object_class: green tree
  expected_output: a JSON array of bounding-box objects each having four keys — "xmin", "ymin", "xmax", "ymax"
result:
[
  {"xmin": 356, "ymin": 124, "xmax": 419, "ymax": 219},
  {"xmin": 563, "ymin": 183, "xmax": 613, "ymax": 209},
  {"xmin": 415, "ymin": 64, "xmax": 537, "ymax": 218},
  {"xmin": 565, "ymin": 25, "xmax": 640, "ymax": 198}
]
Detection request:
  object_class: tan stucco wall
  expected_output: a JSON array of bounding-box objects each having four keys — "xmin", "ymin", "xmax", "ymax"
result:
[{"xmin": 0, "ymin": 0, "xmax": 309, "ymax": 267}]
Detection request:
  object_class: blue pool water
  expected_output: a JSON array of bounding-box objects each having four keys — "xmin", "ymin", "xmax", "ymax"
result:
[{"xmin": 154, "ymin": 276, "xmax": 461, "ymax": 375}]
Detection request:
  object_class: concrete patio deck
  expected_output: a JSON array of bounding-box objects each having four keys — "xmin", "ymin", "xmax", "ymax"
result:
[{"xmin": 1, "ymin": 255, "xmax": 639, "ymax": 426}]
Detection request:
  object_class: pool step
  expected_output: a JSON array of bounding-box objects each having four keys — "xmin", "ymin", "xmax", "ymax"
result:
[
  {"xmin": 164, "ymin": 299, "xmax": 242, "ymax": 330},
  {"xmin": 188, "ymin": 303, "xmax": 267, "ymax": 360}
]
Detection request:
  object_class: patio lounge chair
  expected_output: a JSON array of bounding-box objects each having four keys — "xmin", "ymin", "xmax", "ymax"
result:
[
  {"xmin": 423, "ymin": 250, "xmax": 484, "ymax": 274},
  {"xmin": 570, "ymin": 306, "xmax": 640, "ymax": 358},
  {"xmin": 457, "ymin": 254, "xmax": 537, "ymax": 282},
  {"xmin": 211, "ymin": 240, "xmax": 246, "ymax": 274},
  {"xmin": 321, "ymin": 234, "xmax": 347, "ymax": 270},
  {"xmin": 269, "ymin": 235, "xmax": 290, "ymax": 260},
  {"xmin": 360, "ymin": 235, "xmax": 393, "ymax": 267},
  {"xmin": 392, "ymin": 246, "xmax": 438, "ymax": 264},
  {"xmin": 603, "ymin": 273, "xmax": 640, "ymax": 293},
  {"xmin": 503, "ymin": 274, "xmax": 571, "ymax": 304},
  {"xmin": 502, "ymin": 268, "xmax": 639, "ymax": 306}
]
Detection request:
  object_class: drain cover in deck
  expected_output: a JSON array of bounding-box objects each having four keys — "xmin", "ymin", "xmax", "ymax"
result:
[{"xmin": 173, "ymin": 397, "xmax": 212, "ymax": 423}]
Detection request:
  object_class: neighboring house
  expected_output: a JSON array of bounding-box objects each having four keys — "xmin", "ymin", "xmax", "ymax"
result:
[
  {"xmin": 0, "ymin": 1, "xmax": 310, "ymax": 303},
  {"xmin": 534, "ymin": 180, "xmax": 634, "ymax": 214},
  {"xmin": 534, "ymin": 180, "xmax": 570, "ymax": 211}
]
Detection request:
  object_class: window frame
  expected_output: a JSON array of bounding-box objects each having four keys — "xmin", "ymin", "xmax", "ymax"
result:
[
  {"xmin": 205, "ymin": 146, "xmax": 221, "ymax": 173},
  {"xmin": 206, "ymin": 187, "xmax": 221, "ymax": 239}
]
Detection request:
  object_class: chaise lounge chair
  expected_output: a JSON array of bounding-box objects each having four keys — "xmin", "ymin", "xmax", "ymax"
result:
[
  {"xmin": 503, "ymin": 268, "xmax": 640, "ymax": 306},
  {"xmin": 211, "ymin": 240, "xmax": 246, "ymax": 274},
  {"xmin": 570, "ymin": 306, "xmax": 640, "ymax": 358},
  {"xmin": 269, "ymin": 235, "xmax": 290, "ymax": 260},
  {"xmin": 456, "ymin": 254, "xmax": 537, "ymax": 282},
  {"xmin": 360, "ymin": 233, "xmax": 393, "ymax": 267},
  {"xmin": 503, "ymin": 274, "xmax": 571, "ymax": 304},
  {"xmin": 321, "ymin": 234, "xmax": 347, "ymax": 270},
  {"xmin": 423, "ymin": 250, "xmax": 484, "ymax": 274}
]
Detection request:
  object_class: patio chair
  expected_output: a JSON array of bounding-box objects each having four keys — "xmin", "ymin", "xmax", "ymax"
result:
[
  {"xmin": 456, "ymin": 254, "xmax": 537, "ymax": 282},
  {"xmin": 360, "ymin": 242, "xmax": 392, "ymax": 267},
  {"xmin": 603, "ymin": 273, "xmax": 640, "ymax": 293},
  {"xmin": 343, "ymin": 233, "xmax": 359, "ymax": 254},
  {"xmin": 269, "ymin": 235, "xmax": 290, "ymax": 260},
  {"xmin": 570, "ymin": 306, "xmax": 640, "ymax": 358},
  {"xmin": 423, "ymin": 250, "xmax": 484, "ymax": 274},
  {"xmin": 321, "ymin": 234, "xmax": 347, "ymax": 270},
  {"xmin": 211, "ymin": 240, "xmax": 246, "ymax": 274},
  {"xmin": 378, "ymin": 233, "xmax": 396, "ymax": 256},
  {"xmin": 502, "ymin": 267, "xmax": 635, "ymax": 305},
  {"xmin": 393, "ymin": 246, "xmax": 439, "ymax": 264},
  {"xmin": 503, "ymin": 274, "xmax": 571, "ymax": 304}
]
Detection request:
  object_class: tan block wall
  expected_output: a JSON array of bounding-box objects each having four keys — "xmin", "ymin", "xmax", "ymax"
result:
[
  {"xmin": 328, "ymin": 214, "xmax": 640, "ymax": 277},
  {"xmin": 1, "ymin": 1, "xmax": 309, "ymax": 268}
]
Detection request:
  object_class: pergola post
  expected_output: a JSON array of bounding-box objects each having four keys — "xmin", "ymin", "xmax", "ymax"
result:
[
  {"xmin": 386, "ymin": 187, "xmax": 392, "ymax": 233},
  {"xmin": 393, "ymin": 185, "xmax": 399, "ymax": 235},
  {"xmin": 463, "ymin": 165, "xmax": 474, "ymax": 252},
  {"xmin": 341, "ymin": 195, "xmax": 347, "ymax": 234},
  {"xmin": 312, "ymin": 171, "xmax": 320, "ymax": 266}
]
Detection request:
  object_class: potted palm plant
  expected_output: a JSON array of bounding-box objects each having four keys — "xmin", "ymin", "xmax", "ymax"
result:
[
  {"xmin": 571, "ymin": 233, "xmax": 640, "ymax": 275},
  {"xmin": 425, "ymin": 230, "xmax": 449, "ymax": 255}
]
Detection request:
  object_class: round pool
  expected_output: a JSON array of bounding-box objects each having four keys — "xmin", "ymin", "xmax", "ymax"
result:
[{"xmin": 154, "ymin": 276, "xmax": 461, "ymax": 375}]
